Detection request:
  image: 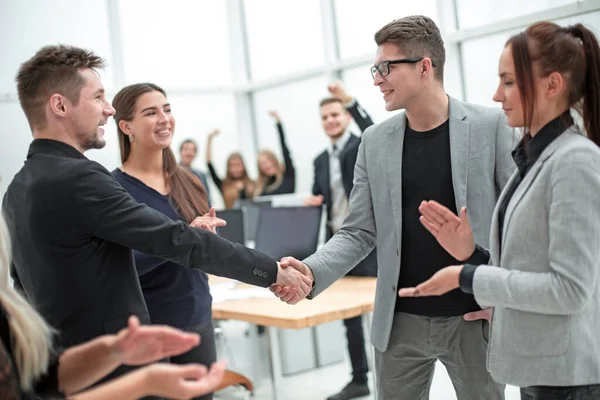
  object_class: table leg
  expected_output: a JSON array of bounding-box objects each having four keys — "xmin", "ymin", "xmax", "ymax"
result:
[
  {"xmin": 267, "ymin": 326, "xmax": 282, "ymax": 400},
  {"xmin": 363, "ymin": 312, "xmax": 378, "ymax": 399}
]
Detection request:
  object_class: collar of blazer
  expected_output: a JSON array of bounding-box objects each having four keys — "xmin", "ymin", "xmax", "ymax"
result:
[
  {"xmin": 386, "ymin": 96, "xmax": 469, "ymax": 238},
  {"xmin": 490, "ymin": 127, "xmax": 581, "ymax": 262}
]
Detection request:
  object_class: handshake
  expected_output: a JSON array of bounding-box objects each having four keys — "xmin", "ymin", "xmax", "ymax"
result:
[{"xmin": 270, "ymin": 257, "xmax": 314, "ymax": 305}]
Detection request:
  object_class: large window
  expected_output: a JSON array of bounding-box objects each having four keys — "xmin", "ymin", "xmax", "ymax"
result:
[
  {"xmin": 0, "ymin": 0, "xmax": 114, "ymax": 94},
  {"xmin": 243, "ymin": 0, "xmax": 324, "ymax": 81},
  {"xmin": 334, "ymin": 0, "xmax": 438, "ymax": 59},
  {"xmin": 456, "ymin": 0, "xmax": 578, "ymax": 30},
  {"xmin": 119, "ymin": 0, "xmax": 231, "ymax": 89}
]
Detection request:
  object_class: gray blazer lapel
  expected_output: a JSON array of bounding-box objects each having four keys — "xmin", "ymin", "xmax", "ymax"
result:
[
  {"xmin": 448, "ymin": 97, "xmax": 470, "ymax": 211},
  {"xmin": 501, "ymin": 131, "xmax": 572, "ymax": 248},
  {"xmin": 386, "ymin": 114, "xmax": 406, "ymax": 239}
]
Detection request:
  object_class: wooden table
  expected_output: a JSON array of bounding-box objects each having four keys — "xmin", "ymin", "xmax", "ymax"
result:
[{"xmin": 210, "ymin": 276, "xmax": 377, "ymax": 400}]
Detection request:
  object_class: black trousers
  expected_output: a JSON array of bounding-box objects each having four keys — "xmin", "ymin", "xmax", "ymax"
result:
[
  {"xmin": 520, "ymin": 384, "xmax": 600, "ymax": 400},
  {"xmin": 169, "ymin": 319, "xmax": 217, "ymax": 400},
  {"xmin": 343, "ymin": 249, "xmax": 377, "ymax": 383}
]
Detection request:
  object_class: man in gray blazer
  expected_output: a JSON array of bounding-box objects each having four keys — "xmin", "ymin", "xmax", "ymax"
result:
[{"xmin": 275, "ymin": 16, "xmax": 516, "ymax": 400}]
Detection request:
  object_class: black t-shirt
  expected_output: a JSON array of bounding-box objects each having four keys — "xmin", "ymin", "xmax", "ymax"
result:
[{"xmin": 395, "ymin": 119, "xmax": 480, "ymax": 316}]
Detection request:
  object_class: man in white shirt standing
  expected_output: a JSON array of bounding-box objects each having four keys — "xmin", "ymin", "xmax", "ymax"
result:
[{"xmin": 306, "ymin": 82, "xmax": 377, "ymax": 400}]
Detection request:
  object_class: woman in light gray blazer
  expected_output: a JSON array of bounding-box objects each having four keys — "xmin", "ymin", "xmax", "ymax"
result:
[{"xmin": 398, "ymin": 21, "xmax": 600, "ymax": 400}]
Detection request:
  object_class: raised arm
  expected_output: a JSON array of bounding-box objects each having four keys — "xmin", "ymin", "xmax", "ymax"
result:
[
  {"xmin": 328, "ymin": 81, "xmax": 374, "ymax": 132},
  {"xmin": 269, "ymin": 111, "xmax": 295, "ymax": 180},
  {"xmin": 205, "ymin": 130, "xmax": 223, "ymax": 190}
]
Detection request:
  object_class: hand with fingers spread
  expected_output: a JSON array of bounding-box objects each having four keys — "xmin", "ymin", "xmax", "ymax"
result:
[
  {"xmin": 397, "ymin": 265, "xmax": 463, "ymax": 298},
  {"xmin": 270, "ymin": 257, "xmax": 314, "ymax": 304},
  {"xmin": 109, "ymin": 316, "xmax": 201, "ymax": 366},
  {"xmin": 190, "ymin": 207, "xmax": 226, "ymax": 234},
  {"xmin": 419, "ymin": 200, "xmax": 475, "ymax": 261}
]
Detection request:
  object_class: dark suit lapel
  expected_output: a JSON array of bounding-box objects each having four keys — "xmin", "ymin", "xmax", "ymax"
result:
[{"xmin": 319, "ymin": 155, "xmax": 331, "ymax": 204}]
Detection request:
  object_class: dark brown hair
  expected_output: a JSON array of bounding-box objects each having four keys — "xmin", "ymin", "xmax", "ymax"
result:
[
  {"xmin": 375, "ymin": 15, "xmax": 445, "ymax": 82},
  {"xmin": 16, "ymin": 44, "xmax": 106, "ymax": 130},
  {"xmin": 507, "ymin": 22, "xmax": 600, "ymax": 144},
  {"xmin": 112, "ymin": 83, "xmax": 209, "ymax": 222}
]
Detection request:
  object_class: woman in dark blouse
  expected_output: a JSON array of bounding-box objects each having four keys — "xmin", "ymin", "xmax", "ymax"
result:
[
  {"xmin": 0, "ymin": 213, "xmax": 225, "ymax": 399},
  {"xmin": 254, "ymin": 111, "xmax": 296, "ymax": 197},
  {"xmin": 112, "ymin": 83, "xmax": 224, "ymax": 400},
  {"xmin": 205, "ymin": 129, "xmax": 255, "ymax": 209}
]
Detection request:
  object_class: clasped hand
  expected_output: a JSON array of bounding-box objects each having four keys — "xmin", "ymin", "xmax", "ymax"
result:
[{"xmin": 269, "ymin": 257, "xmax": 314, "ymax": 305}]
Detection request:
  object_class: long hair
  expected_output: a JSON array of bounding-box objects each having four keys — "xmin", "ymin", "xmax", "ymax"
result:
[
  {"xmin": 112, "ymin": 83, "xmax": 209, "ymax": 222},
  {"xmin": 0, "ymin": 215, "xmax": 53, "ymax": 390},
  {"xmin": 507, "ymin": 22, "xmax": 600, "ymax": 145},
  {"xmin": 222, "ymin": 152, "xmax": 255, "ymax": 209},
  {"xmin": 254, "ymin": 150, "xmax": 284, "ymax": 197}
]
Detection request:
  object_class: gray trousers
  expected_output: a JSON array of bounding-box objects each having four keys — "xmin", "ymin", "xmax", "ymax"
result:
[{"xmin": 375, "ymin": 312, "xmax": 505, "ymax": 400}]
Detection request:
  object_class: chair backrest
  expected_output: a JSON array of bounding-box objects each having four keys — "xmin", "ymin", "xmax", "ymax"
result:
[
  {"xmin": 235, "ymin": 199, "xmax": 272, "ymax": 242},
  {"xmin": 216, "ymin": 209, "xmax": 245, "ymax": 244},
  {"xmin": 254, "ymin": 206, "xmax": 322, "ymax": 260}
]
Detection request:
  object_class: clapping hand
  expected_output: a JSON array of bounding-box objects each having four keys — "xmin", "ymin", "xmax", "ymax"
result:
[
  {"xmin": 397, "ymin": 265, "xmax": 463, "ymax": 298},
  {"xmin": 143, "ymin": 360, "xmax": 227, "ymax": 399},
  {"xmin": 419, "ymin": 201, "xmax": 475, "ymax": 262},
  {"xmin": 109, "ymin": 316, "xmax": 201, "ymax": 366},
  {"xmin": 190, "ymin": 207, "xmax": 226, "ymax": 234}
]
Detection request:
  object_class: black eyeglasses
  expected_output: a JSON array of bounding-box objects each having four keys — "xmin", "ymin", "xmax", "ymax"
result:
[{"xmin": 370, "ymin": 57, "xmax": 436, "ymax": 79}]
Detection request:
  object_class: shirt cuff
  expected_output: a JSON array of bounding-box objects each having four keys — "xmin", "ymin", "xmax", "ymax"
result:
[
  {"xmin": 459, "ymin": 264, "xmax": 479, "ymax": 294},
  {"xmin": 343, "ymin": 97, "xmax": 356, "ymax": 108},
  {"xmin": 462, "ymin": 244, "xmax": 491, "ymax": 265}
]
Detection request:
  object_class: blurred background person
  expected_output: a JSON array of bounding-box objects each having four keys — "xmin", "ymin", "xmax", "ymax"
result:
[
  {"xmin": 306, "ymin": 81, "xmax": 378, "ymax": 400},
  {"xmin": 254, "ymin": 111, "xmax": 296, "ymax": 197},
  {"xmin": 206, "ymin": 129, "xmax": 255, "ymax": 209},
  {"xmin": 179, "ymin": 138, "xmax": 212, "ymax": 205},
  {"xmin": 112, "ymin": 83, "xmax": 222, "ymax": 400}
]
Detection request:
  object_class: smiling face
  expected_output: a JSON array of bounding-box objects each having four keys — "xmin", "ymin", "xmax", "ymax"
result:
[
  {"xmin": 372, "ymin": 42, "xmax": 424, "ymax": 112},
  {"xmin": 125, "ymin": 90, "xmax": 175, "ymax": 151},
  {"xmin": 320, "ymin": 101, "xmax": 351, "ymax": 140},
  {"xmin": 227, "ymin": 155, "xmax": 246, "ymax": 179},
  {"xmin": 180, "ymin": 141, "xmax": 197, "ymax": 166},
  {"xmin": 258, "ymin": 152, "xmax": 279, "ymax": 177},
  {"xmin": 71, "ymin": 68, "xmax": 115, "ymax": 151}
]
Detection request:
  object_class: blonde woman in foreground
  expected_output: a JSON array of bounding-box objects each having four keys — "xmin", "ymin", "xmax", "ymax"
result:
[{"xmin": 0, "ymin": 212, "xmax": 225, "ymax": 399}]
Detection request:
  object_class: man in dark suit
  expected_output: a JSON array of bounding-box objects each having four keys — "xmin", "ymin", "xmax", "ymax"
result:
[
  {"xmin": 305, "ymin": 82, "xmax": 377, "ymax": 400},
  {"xmin": 2, "ymin": 44, "xmax": 311, "ymax": 389}
]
